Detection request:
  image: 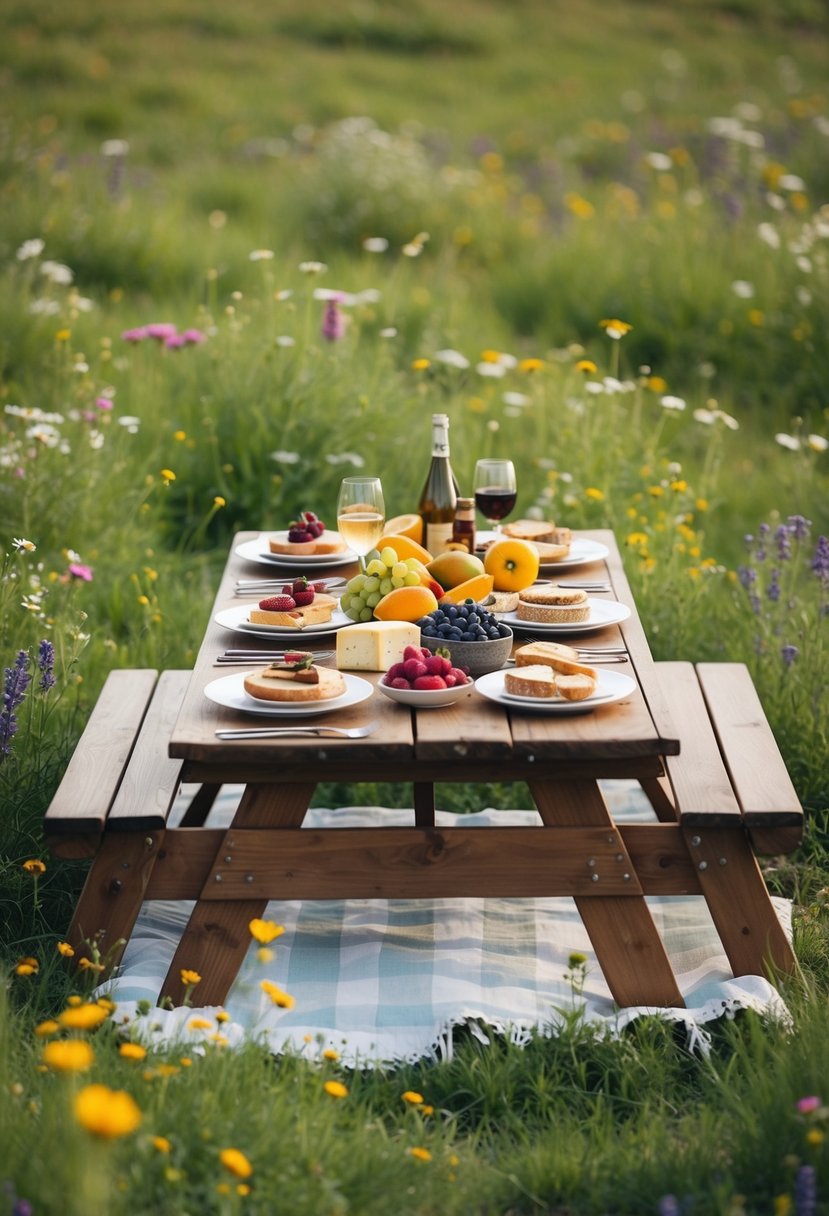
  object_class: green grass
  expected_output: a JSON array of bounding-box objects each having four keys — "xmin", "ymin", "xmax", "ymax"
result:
[{"xmin": 1, "ymin": 0, "xmax": 829, "ymax": 1210}]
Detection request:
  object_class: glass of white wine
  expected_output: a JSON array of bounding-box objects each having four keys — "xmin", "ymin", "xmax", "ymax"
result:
[{"xmin": 336, "ymin": 476, "xmax": 385, "ymax": 570}]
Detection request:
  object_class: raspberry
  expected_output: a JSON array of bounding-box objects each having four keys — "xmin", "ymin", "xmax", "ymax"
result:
[
  {"xmin": 389, "ymin": 677, "xmax": 410, "ymax": 689},
  {"xmin": 448, "ymin": 667, "xmax": 469, "ymax": 684},
  {"xmin": 425, "ymin": 654, "xmax": 448, "ymax": 676},
  {"xmin": 293, "ymin": 590, "xmax": 315, "ymax": 606},
  {"xmin": 413, "ymin": 675, "xmax": 448, "ymax": 690},
  {"xmin": 385, "ymin": 662, "xmax": 406, "ymax": 681},
  {"xmin": 403, "ymin": 658, "xmax": 428, "ymax": 681},
  {"xmin": 259, "ymin": 595, "xmax": 296, "ymax": 611},
  {"xmin": 403, "ymin": 645, "xmax": 423, "ymax": 662}
]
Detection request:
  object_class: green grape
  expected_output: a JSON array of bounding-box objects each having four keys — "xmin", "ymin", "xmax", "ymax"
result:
[
  {"xmin": 391, "ymin": 576, "xmax": 405, "ymax": 588},
  {"xmin": 403, "ymin": 571, "xmax": 421, "ymax": 586},
  {"xmin": 365, "ymin": 591, "xmax": 381, "ymax": 608},
  {"xmin": 366, "ymin": 559, "xmax": 386, "ymax": 577},
  {"xmin": 359, "ymin": 607, "xmax": 373, "ymax": 622},
  {"xmin": 346, "ymin": 575, "xmax": 366, "ymax": 593},
  {"xmin": 363, "ymin": 575, "xmax": 380, "ymax": 593},
  {"xmin": 379, "ymin": 578, "xmax": 393, "ymax": 595},
  {"xmin": 380, "ymin": 547, "xmax": 398, "ymax": 567},
  {"xmin": 391, "ymin": 562, "xmax": 408, "ymax": 580}
]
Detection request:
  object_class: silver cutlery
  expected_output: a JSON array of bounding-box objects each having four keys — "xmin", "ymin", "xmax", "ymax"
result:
[
  {"xmin": 234, "ymin": 577, "xmax": 348, "ymax": 596},
  {"xmin": 214, "ymin": 649, "xmax": 335, "ymax": 666},
  {"xmin": 534, "ymin": 581, "xmax": 612, "ymax": 592},
  {"xmin": 215, "ymin": 721, "xmax": 378, "ymax": 740}
]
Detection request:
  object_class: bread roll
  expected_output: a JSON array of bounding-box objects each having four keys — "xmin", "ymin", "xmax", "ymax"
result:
[{"xmin": 532, "ymin": 540, "xmax": 571, "ymax": 563}]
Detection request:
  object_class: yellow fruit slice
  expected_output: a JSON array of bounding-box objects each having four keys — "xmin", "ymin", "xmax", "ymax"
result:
[
  {"xmin": 439, "ymin": 573, "xmax": 495, "ymax": 604},
  {"xmin": 376, "ymin": 533, "xmax": 433, "ymax": 564},
  {"xmin": 373, "ymin": 585, "xmax": 439, "ymax": 623},
  {"xmin": 483, "ymin": 538, "xmax": 540, "ymax": 592},
  {"xmin": 384, "ymin": 513, "xmax": 423, "ymax": 545}
]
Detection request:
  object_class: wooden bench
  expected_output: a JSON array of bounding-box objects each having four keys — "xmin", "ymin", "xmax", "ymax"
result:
[{"xmin": 44, "ymin": 662, "xmax": 804, "ymax": 997}]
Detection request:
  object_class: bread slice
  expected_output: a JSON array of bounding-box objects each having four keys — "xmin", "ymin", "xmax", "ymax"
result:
[
  {"xmin": 503, "ymin": 519, "xmax": 556, "ymax": 542},
  {"xmin": 554, "ymin": 672, "xmax": 598, "ymax": 702},
  {"xmin": 515, "ymin": 640, "xmax": 597, "ymax": 679},
  {"xmin": 249, "ymin": 597, "xmax": 337, "ymax": 628},
  {"xmin": 503, "ymin": 665, "xmax": 557, "ymax": 698},
  {"xmin": 484, "ymin": 590, "xmax": 520, "ymax": 613},
  {"xmin": 532, "ymin": 540, "xmax": 571, "ymax": 562},
  {"xmin": 268, "ymin": 531, "xmax": 347, "ymax": 556},
  {"xmin": 243, "ymin": 665, "xmax": 346, "ymax": 702},
  {"xmin": 520, "ymin": 585, "xmax": 587, "ymax": 607}
]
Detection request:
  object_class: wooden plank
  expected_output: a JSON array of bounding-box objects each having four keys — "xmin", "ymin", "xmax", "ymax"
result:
[
  {"xmin": 696, "ymin": 663, "xmax": 803, "ymax": 849},
  {"xmin": 157, "ymin": 782, "xmax": 315, "ymax": 1006},
  {"xmin": 656, "ymin": 662, "xmax": 744, "ymax": 826},
  {"xmin": 508, "ymin": 685, "xmax": 665, "ymax": 760},
  {"xmin": 45, "ymin": 669, "xmax": 158, "ymax": 858},
  {"xmin": 681, "ymin": 825, "xmax": 798, "ymax": 977},
  {"xmin": 107, "ymin": 670, "xmax": 190, "ymax": 832},
  {"xmin": 530, "ymin": 778, "xmax": 685, "ymax": 1007}
]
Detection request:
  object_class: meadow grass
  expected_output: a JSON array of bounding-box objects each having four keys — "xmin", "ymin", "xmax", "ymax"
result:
[{"xmin": 2, "ymin": 0, "xmax": 829, "ymax": 1211}]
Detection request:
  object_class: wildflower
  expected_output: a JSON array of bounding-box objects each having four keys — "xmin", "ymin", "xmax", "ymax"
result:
[
  {"xmin": 35, "ymin": 1018, "xmax": 60, "ymax": 1036},
  {"xmin": 795, "ymin": 1164, "xmax": 817, "ymax": 1216},
  {"xmin": 434, "ymin": 349, "xmax": 470, "ymax": 370},
  {"xmin": 407, "ymin": 1147, "xmax": 432, "ymax": 1162},
  {"xmin": 15, "ymin": 957, "xmax": 39, "ymax": 976},
  {"xmin": 519, "ymin": 357, "xmax": 543, "ymax": 373},
  {"xmin": 321, "ymin": 298, "xmax": 346, "ymax": 341},
  {"xmin": 42, "ymin": 1039, "xmax": 95, "ymax": 1073},
  {"xmin": 216, "ymin": 1011, "xmax": 230, "ymax": 1024},
  {"xmin": 812, "ymin": 536, "xmax": 829, "ymax": 583},
  {"xmin": 146, "ymin": 323, "xmax": 177, "ymax": 342},
  {"xmin": 298, "ymin": 261, "xmax": 327, "ymax": 275},
  {"xmin": 411, "ymin": 358, "xmax": 431, "ymax": 371},
  {"xmin": 59, "ymin": 1003, "xmax": 110, "ymax": 1031},
  {"xmin": 806, "ymin": 1128, "xmax": 824, "ymax": 1146},
  {"xmin": 568, "ymin": 952, "xmax": 588, "ymax": 967},
  {"xmin": 101, "ymin": 139, "xmax": 129, "ymax": 157},
  {"xmin": 153, "ymin": 1136, "xmax": 171, "ymax": 1153},
  {"xmin": 41, "ymin": 260, "xmax": 73, "ymax": 285},
  {"xmin": 256, "ymin": 947, "xmax": 274, "ymax": 964},
  {"xmin": 22, "ymin": 859, "xmax": 46, "ymax": 876},
  {"xmin": 362, "ymin": 236, "xmax": 389, "ymax": 252},
  {"xmin": 182, "ymin": 328, "xmax": 206, "ymax": 345},
  {"xmin": 576, "ymin": 359, "xmax": 598, "ymax": 374},
  {"xmin": 585, "ymin": 487, "xmax": 605, "ymax": 501},
  {"xmin": 796, "ymin": 1096, "xmax": 821, "ymax": 1115},
  {"xmin": 220, "ymin": 1148, "xmax": 253, "ymax": 1178},
  {"xmin": 187, "ymin": 1018, "xmax": 213, "ymax": 1031},
  {"xmin": 323, "ymin": 1080, "xmax": 348, "ymax": 1099},
  {"xmin": 782, "ymin": 645, "xmax": 799, "ymax": 666},
  {"xmin": 322, "ymin": 1048, "xmax": 340, "ymax": 1061},
  {"xmin": 260, "ymin": 980, "xmax": 294, "ymax": 1008},
  {"xmin": 119, "ymin": 1042, "xmax": 147, "ymax": 1062},
  {"xmin": 17, "ymin": 238, "xmax": 45, "ymax": 260},
  {"xmin": 660, "ymin": 395, "xmax": 686, "ymax": 411},
  {"xmin": 808, "ymin": 434, "xmax": 828, "ymax": 452},
  {"xmin": 249, "ymin": 249, "xmax": 275, "ymax": 261},
  {"xmin": 646, "ymin": 375, "xmax": 668, "ymax": 392},
  {"xmin": 731, "ymin": 280, "xmax": 755, "ymax": 298},
  {"xmin": 402, "ymin": 232, "xmax": 429, "ymax": 257},
  {"xmin": 213, "ymin": 496, "xmax": 226, "ymax": 508},
  {"xmin": 12, "ymin": 538, "xmax": 37, "ymax": 552},
  {"xmin": 1, "ymin": 651, "xmax": 31, "ymax": 760},
  {"xmin": 402, "ymin": 1091, "xmax": 424, "ymax": 1105},
  {"xmin": 74, "ymin": 1083, "xmax": 142, "ymax": 1138},
  {"xmin": 249, "ymin": 918, "xmax": 284, "ymax": 944},
  {"xmin": 599, "ymin": 318, "xmax": 633, "ymax": 339}
]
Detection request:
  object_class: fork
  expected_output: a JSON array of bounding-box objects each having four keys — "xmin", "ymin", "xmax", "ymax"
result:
[
  {"xmin": 215, "ymin": 721, "xmax": 378, "ymax": 740},
  {"xmin": 214, "ymin": 650, "xmax": 335, "ymax": 666},
  {"xmin": 234, "ymin": 578, "xmax": 348, "ymax": 596}
]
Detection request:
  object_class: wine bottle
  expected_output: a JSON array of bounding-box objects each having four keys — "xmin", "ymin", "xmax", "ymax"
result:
[{"xmin": 417, "ymin": 413, "xmax": 458, "ymax": 556}]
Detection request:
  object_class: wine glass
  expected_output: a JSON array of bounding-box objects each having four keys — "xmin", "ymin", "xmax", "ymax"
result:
[
  {"xmin": 336, "ymin": 476, "xmax": 385, "ymax": 569},
  {"xmin": 474, "ymin": 459, "xmax": 517, "ymax": 535}
]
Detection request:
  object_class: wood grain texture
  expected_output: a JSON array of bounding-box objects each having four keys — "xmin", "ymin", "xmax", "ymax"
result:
[
  {"xmin": 107, "ymin": 670, "xmax": 189, "ymax": 831},
  {"xmin": 44, "ymin": 668, "xmax": 158, "ymax": 855}
]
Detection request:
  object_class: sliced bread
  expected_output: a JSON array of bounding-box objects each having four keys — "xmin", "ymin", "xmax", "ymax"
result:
[{"xmin": 503, "ymin": 665, "xmax": 557, "ymax": 698}]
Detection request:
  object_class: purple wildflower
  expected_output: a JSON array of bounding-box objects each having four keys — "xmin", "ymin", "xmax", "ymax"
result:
[
  {"xmin": 95, "ymin": 396, "xmax": 113, "ymax": 411},
  {"xmin": 657, "ymin": 1197, "xmax": 680, "ymax": 1216},
  {"xmin": 797, "ymin": 1096, "xmax": 821, "ymax": 1114},
  {"xmin": 37, "ymin": 639, "xmax": 55, "ymax": 692},
  {"xmin": 121, "ymin": 326, "xmax": 148, "ymax": 343},
  {"xmin": 782, "ymin": 644, "xmax": 799, "ymax": 666},
  {"xmin": 743, "ymin": 533, "xmax": 754, "ymax": 551},
  {"xmin": 737, "ymin": 565, "xmax": 756, "ymax": 589},
  {"xmin": 0, "ymin": 651, "xmax": 31, "ymax": 759},
  {"xmin": 12, "ymin": 1200, "xmax": 33, "ymax": 1216},
  {"xmin": 812, "ymin": 536, "xmax": 829, "ymax": 583},
  {"xmin": 68, "ymin": 563, "xmax": 93, "ymax": 582},
  {"xmin": 164, "ymin": 333, "xmax": 187, "ymax": 349},
  {"xmin": 768, "ymin": 569, "xmax": 781, "ymax": 602},
  {"xmin": 795, "ymin": 1163, "xmax": 817, "ymax": 1216},
  {"xmin": 775, "ymin": 525, "xmax": 792, "ymax": 561},
  {"xmin": 750, "ymin": 593, "xmax": 761, "ymax": 616},
  {"xmin": 182, "ymin": 328, "xmax": 206, "ymax": 344},
  {"xmin": 321, "ymin": 298, "xmax": 346, "ymax": 342},
  {"xmin": 759, "ymin": 522, "xmax": 770, "ymax": 536},
  {"xmin": 788, "ymin": 515, "xmax": 811, "ymax": 540},
  {"xmin": 146, "ymin": 323, "xmax": 178, "ymax": 342}
]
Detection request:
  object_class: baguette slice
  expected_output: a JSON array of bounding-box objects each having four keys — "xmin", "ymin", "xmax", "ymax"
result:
[
  {"xmin": 503, "ymin": 665, "xmax": 557, "ymax": 698},
  {"xmin": 514, "ymin": 640, "xmax": 597, "ymax": 679},
  {"xmin": 243, "ymin": 665, "xmax": 346, "ymax": 703},
  {"xmin": 554, "ymin": 672, "xmax": 598, "ymax": 702}
]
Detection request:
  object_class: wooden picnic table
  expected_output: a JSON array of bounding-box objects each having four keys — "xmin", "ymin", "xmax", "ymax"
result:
[{"xmin": 46, "ymin": 528, "xmax": 801, "ymax": 1012}]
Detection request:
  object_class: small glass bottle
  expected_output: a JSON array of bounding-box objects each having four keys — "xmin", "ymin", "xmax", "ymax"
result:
[{"xmin": 451, "ymin": 497, "xmax": 476, "ymax": 554}]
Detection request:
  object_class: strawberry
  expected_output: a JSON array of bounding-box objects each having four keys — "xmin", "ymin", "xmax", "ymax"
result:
[
  {"xmin": 413, "ymin": 675, "xmax": 448, "ymax": 690},
  {"xmin": 448, "ymin": 667, "xmax": 469, "ymax": 684},
  {"xmin": 292, "ymin": 576, "xmax": 309, "ymax": 591},
  {"xmin": 425, "ymin": 654, "xmax": 448, "ymax": 676},
  {"xmin": 259, "ymin": 595, "xmax": 296, "ymax": 611},
  {"xmin": 389, "ymin": 677, "xmax": 410, "ymax": 690},
  {"xmin": 312, "ymin": 581, "xmax": 328, "ymax": 593},
  {"xmin": 293, "ymin": 590, "xmax": 315, "ymax": 606}
]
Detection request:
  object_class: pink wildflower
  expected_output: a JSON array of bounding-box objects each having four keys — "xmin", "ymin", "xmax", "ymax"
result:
[
  {"xmin": 95, "ymin": 397, "xmax": 113, "ymax": 411},
  {"xmin": 146, "ymin": 323, "xmax": 178, "ymax": 342},
  {"xmin": 321, "ymin": 298, "xmax": 346, "ymax": 342},
  {"xmin": 164, "ymin": 334, "xmax": 187, "ymax": 349},
  {"xmin": 121, "ymin": 327, "xmax": 148, "ymax": 343},
  {"xmin": 182, "ymin": 328, "xmax": 206, "ymax": 344},
  {"xmin": 68, "ymin": 563, "xmax": 93, "ymax": 582},
  {"xmin": 797, "ymin": 1096, "xmax": 822, "ymax": 1114}
]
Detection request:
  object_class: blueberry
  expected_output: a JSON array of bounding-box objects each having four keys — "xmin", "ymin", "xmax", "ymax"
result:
[{"xmin": 449, "ymin": 627, "xmax": 463, "ymax": 640}]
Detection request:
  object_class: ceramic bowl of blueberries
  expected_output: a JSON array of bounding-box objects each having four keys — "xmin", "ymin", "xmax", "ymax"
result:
[{"xmin": 417, "ymin": 601, "xmax": 514, "ymax": 678}]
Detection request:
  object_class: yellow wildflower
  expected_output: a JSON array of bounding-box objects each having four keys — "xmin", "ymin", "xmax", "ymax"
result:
[
  {"xmin": 220, "ymin": 1148, "xmax": 253, "ymax": 1179},
  {"xmin": 173, "ymin": 430, "xmax": 186, "ymax": 441},
  {"xmin": 480, "ymin": 349, "xmax": 500, "ymax": 363},
  {"xmin": 42, "ymin": 1039, "xmax": 95, "ymax": 1073},
  {"xmin": 248, "ymin": 918, "xmax": 285, "ymax": 944},
  {"xmin": 74, "ymin": 1084, "xmax": 142, "ymax": 1139},
  {"xmin": 648, "ymin": 485, "xmax": 665, "ymax": 498},
  {"xmin": 645, "ymin": 376, "xmax": 668, "ymax": 393},
  {"xmin": 564, "ymin": 192, "xmax": 595, "ymax": 219},
  {"xmin": 59, "ymin": 1003, "xmax": 109, "ymax": 1031},
  {"xmin": 34, "ymin": 1019, "xmax": 60, "ymax": 1037},
  {"xmin": 407, "ymin": 1147, "xmax": 433, "ymax": 1162},
  {"xmin": 55, "ymin": 328, "xmax": 71, "ymax": 342},
  {"xmin": 57, "ymin": 941, "xmax": 75, "ymax": 957},
  {"xmin": 324, "ymin": 1080, "xmax": 348, "ymax": 1100},
  {"xmin": 22, "ymin": 859, "xmax": 46, "ymax": 876},
  {"xmin": 466, "ymin": 396, "xmax": 486, "ymax": 413},
  {"xmin": 153, "ymin": 1136, "xmax": 171, "ymax": 1153},
  {"xmin": 518, "ymin": 357, "xmax": 543, "ymax": 373},
  {"xmin": 806, "ymin": 1128, "xmax": 825, "ymax": 1146},
  {"xmin": 411, "ymin": 358, "xmax": 430, "ymax": 371},
  {"xmin": 213, "ymin": 496, "xmax": 226, "ymax": 508},
  {"xmin": 119, "ymin": 1042, "xmax": 147, "ymax": 1062},
  {"xmin": 180, "ymin": 969, "xmax": 201, "ymax": 987},
  {"xmin": 15, "ymin": 958, "xmax": 39, "ymax": 976},
  {"xmin": 187, "ymin": 1017, "xmax": 213, "ymax": 1031},
  {"xmin": 599, "ymin": 318, "xmax": 633, "ymax": 339},
  {"xmin": 322, "ymin": 1048, "xmax": 340, "ymax": 1061},
  {"xmin": 575, "ymin": 359, "xmax": 598, "ymax": 374},
  {"xmin": 256, "ymin": 947, "xmax": 274, "ymax": 964},
  {"xmin": 402, "ymin": 1090, "xmax": 424, "ymax": 1105},
  {"xmin": 585, "ymin": 487, "xmax": 605, "ymax": 502},
  {"xmin": 216, "ymin": 1010, "xmax": 230, "ymax": 1024},
  {"xmin": 260, "ymin": 980, "xmax": 294, "ymax": 1008}
]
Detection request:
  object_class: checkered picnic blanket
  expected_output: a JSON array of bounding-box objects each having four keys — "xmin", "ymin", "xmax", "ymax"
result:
[{"xmin": 103, "ymin": 786, "xmax": 791, "ymax": 1066}]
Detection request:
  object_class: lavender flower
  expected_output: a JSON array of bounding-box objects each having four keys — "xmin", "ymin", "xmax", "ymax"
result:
[
  {"xmin": 795, "ymin": 1163, "xmax": 817, "ymax": 1216},
  {"xmin": 737, "ymin": 565, "xmax": 756, "ymax": 589},
  {"xmin": 782, "ymin": 644, "xmax": 799, "ymax": 666},
  {"xmin": 812, "ymin": 536, "xmax": 829, "ymax": 584},
  {"xmin": 768, "ymin": 569, "xmax": 781, "ymax": 602},
  {"xmin": 0, "ymin": 650, "xmax": 31, "ymax": 759},
  {"xmin": 37, "ymin": 639, "xmax": 55, "ymax": 692},
  {"xmin": 788, "ymin": 514, "xmax": 812, "ymax": 540},
  {"xmin": 775, "ymin": 525, "xmax": 792, "ymax": 561}
]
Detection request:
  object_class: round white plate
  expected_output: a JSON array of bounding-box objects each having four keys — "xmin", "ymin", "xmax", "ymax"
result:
[
  {"xmin": 475, "ymin": 668, "xmax": 637, "ymax": 714},
  {"xmin": 215, "ymin": 603, "xmax": 353, "ymax": 639},
  {"xmin": 205, "ymin": 671, "xmax": 373, "ymax": 717},
  {"xmin": 235, "ymin": 535, "xmax": 356, "ymax": 570},
  {"xmin": 476, "ymin": 534, "xmax": 610, "ymax": 571},
  {"xmin": 377, "ymin": 678, "xmax": 473, "ymax": 708},
  {"xmin": 499, "ymin": 597, "xmax": 631, "ymax": 635}
]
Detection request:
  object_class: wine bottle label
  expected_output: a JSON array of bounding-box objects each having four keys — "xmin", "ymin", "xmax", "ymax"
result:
[{"xmin": 426, "ymin": 521, "xmax": 455, "ymax": 556}]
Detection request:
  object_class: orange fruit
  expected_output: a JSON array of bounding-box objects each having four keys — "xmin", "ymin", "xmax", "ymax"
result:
[
  {"xmin": 439, "ymin": 573, "xmax": 495, "ymax": 604},
  {"xmin": 373, "ymin": 585, "xmax": 439, "ymax": 623},
  {"xmin": 483, "ymin": 538, "xmax": 540, "ymax": 592},
  {"xmin": 376, "ymin": 533, "xmax": 433, "ymax": 564},
  {"xmin": 384, "ymin": 513, "xmax": 423, "ymax": 545}
]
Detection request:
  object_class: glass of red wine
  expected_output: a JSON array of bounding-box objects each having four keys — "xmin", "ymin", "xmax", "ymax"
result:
[{"xmin": 474, "ymin": 459, "xmax": 517, "ymax": 534}]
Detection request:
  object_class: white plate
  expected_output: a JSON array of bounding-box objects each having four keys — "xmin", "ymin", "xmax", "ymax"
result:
[
  {"xmin": 476, "ymin": 534, "xmax": 610, "ymax": 571},
  {"xmin": 475, "ymin": 668, "xmax": 637, "ymax": 714},
  {"xmin": 215, "ymin": 603, "xmax": 353, "ymax": 640},
  {"xmin": 500, "ymin": 597, "xmax": 631, "ymax": 635},
  {"xmin": 204, "ymin": 671, "xmax": 374, "ymax": 717},
  {"xmin": 235, "ymin": 535, "xmax": 356, "ymax": 570},
  {"xmin": 377, "ymin": 678, "xmax": 472, "ymax": 708}
]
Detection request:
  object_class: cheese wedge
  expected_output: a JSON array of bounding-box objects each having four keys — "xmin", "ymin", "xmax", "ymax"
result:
[{"xmin": 336, "ymin": 620, "xmax": 421, "ymax": 671}]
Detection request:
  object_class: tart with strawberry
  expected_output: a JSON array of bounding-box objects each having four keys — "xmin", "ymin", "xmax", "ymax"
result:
[
  {"xmin": 248, "ymin": 577, "xmax": 338, "ymax": 628},
  {"xmin": 268, "ymin": 510, "xmax": 347, "ymax": 556}
]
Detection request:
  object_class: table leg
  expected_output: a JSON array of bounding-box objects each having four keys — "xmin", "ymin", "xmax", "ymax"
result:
[
  {"xmin": 413, "ymin": 782, "xmax": 435, "ymax": 827},
  {"xmin": 530, "ymin": 779, "xmax": 685, "ymax": 1009},
  {"xmin": 157, "ymin": 782, "xmax": 314, "ymax": 1007}
]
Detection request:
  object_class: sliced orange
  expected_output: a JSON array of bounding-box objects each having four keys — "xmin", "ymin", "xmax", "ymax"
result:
[
  {"xmin": 377, "ymin": 533, "xmax": 433, "ymax": 564},
  {"xmin": 439, "ymin": 573, "xmax": 495, "ymax": 604},
  {"xmin": 384, "ymin": 513, "xmax": 423, "ymax": 545},
  {"xmin": 373, "ymin": 585, "xmax": 439, "ymax": 623}
]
